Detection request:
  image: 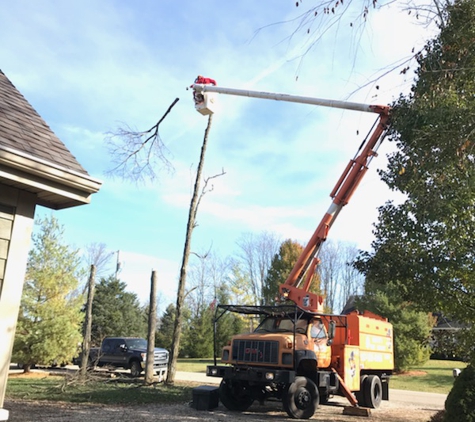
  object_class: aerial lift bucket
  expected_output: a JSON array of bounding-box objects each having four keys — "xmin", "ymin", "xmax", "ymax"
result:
[{"xmin": 194, "ymin": 91, "xmax": 217, "ymax": 115}]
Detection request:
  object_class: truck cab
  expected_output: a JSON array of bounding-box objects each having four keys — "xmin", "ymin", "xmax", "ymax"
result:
[{"xmin": 207, "ymin": 304, "xmax": 393, "ymax": 419}]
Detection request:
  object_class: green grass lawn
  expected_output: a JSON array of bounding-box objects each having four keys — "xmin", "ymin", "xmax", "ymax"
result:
[
  {"xmin": 390, "ymin": 359, "xmax": 467, "ymax": 394},
  {"xmin": 6, "ymin": 358, "xmax": 465, "ymax": 405},
  {"xmin": 6, "ymin": 374, "xmax": 196, "ymax": 405},
  {"xmin": 176, "ymin": 358, "xmax": 214, "ymax": 372}
]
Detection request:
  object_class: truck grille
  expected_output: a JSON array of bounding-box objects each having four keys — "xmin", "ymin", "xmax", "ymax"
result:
[
  {"xmin": 232, "ymin": 340, "xmax": 279, "ymax": 364},
  {"xmin": 154, "ymin": 351, "xmax": 168, "ymax": 366}
]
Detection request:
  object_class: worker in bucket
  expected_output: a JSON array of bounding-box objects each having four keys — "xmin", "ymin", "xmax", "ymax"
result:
[{"xmin": 191, "ymin": 75, "xmax": 217, "ymax": 105}]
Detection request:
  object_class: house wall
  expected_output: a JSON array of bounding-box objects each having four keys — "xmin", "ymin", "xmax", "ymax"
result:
[{"xmin": 0, "ymin": 185, "xmax": 36, "ymax": 421}]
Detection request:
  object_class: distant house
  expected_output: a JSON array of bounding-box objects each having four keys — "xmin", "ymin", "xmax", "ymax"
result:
[
  {"xmin": 0, "ymin": 70, "xmax": 101, "ymax": 421},
  {"xmin": 431, "ymin": 313, "xmax": 468, "ymax": 361}
]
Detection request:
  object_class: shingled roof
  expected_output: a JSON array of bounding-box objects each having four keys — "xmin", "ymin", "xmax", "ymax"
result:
[{"xmin": 0, "ymin": 70, "xmax": 101, "ymax": 209}]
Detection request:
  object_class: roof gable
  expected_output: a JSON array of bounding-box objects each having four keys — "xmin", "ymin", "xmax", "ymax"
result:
[
  {"xmin": 0, "ymin": 70, "xmax": 101, "ymax": 209},
  {"xmin": 0, "ymin": 70, "xmax": 87, "ymax": 175}
]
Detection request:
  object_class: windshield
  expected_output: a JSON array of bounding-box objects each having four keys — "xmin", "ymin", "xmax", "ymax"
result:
[
  {"xmin": 254, "ymin": 316, "xmax": 307, "ymax": 333},
  {"xmin": 125, "ymin": 338, "xmax": 147, "ymax": 349}
]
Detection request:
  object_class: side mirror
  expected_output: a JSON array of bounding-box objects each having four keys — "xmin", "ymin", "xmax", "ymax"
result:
[{"xmin": 328, "ymin": 320, "xmax": 336, "ymax": 340}]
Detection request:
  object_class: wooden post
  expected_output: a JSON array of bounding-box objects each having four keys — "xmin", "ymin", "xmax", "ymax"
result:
[
  {"xmin": 145, "ymin": 269, "xmax": 158, "ymax": 385},
  {"xmin": 80, "ymin": 264, "xmax": 96, "ymax": 379}
]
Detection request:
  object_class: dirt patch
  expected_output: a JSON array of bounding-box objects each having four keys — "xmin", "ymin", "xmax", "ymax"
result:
[
  {"xmin": 7, "ymin": 372, "xmax": 53, "ymax": 379},
  {"xmin": 397, "ymin": 371, "xmax": 428, "ymax": 377},
  {"xmin": 4, "ymin": 398, "xmax": 437, "ymax": 422}
]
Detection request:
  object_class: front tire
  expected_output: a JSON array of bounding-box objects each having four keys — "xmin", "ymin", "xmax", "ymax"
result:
[
  {"xmin": 283, "ymin": 376, "xmax": 319, "ymax": 419},
  {"xmin": 219, "ymin": 379, "xmax": 254, "ymax": 411},
  {"xmin": 130, "ymin": 361, "xmax": 142, "ymax": 377}
]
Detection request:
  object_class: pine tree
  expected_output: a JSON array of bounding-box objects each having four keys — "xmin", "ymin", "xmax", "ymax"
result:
[
  {"xmin": 13, "ymin": 215, "xmax": 84, "ymax": 372},
  {"xmin": 91, "ymin": 276, "xmax": 147, "ymax": 345}
]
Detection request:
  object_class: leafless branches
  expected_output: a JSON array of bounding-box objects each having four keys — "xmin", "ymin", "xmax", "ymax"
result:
[
  {"xmin": 106, "ymin": 98, "xmax": 179, "ymax": 182},
  {"xmin": 193, "ymin": 170, "xmax": 226, "ymax": 229}
]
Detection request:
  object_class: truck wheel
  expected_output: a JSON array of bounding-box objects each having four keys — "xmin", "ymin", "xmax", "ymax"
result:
[
  {"xmin": 130, "ymin": 361, "xmax": 142, "ymax": 377},
  {"xmin": 355, "ymin": 375, "xmax": 368, "ymax": 407},
  {"xmin": 283, "ymin": 376, "xmax": 319, "ymax": 419},
  {"xmin": 363, "ymin": 375, "xmax": 382, "ymax": 408},
  {"xmin": 219, "ymin": 379, "xmax": 254, "ymax": 411}
]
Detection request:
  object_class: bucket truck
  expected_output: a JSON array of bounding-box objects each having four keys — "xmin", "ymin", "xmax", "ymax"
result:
[{"xmin": 191, "ymin": 79, "xmax": 394, "ymax": 419}]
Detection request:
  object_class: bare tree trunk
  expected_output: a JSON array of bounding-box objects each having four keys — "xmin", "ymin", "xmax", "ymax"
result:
[
  {"xmin": 80, "ymin": 264, "xmax": 96, "ymax": 379},
  {"xmin": 145, "ymin": 270, "xmax": 158, "ymax": 385},
  {"xmin": 167, "ymin": 114, "xmax": 213, "ymax": 384}
]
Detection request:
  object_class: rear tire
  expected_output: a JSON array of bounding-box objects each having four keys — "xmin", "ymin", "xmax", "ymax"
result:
[
  {"xmin": 283, "ymin": 376, "xmax": 319, "ymax": 419},
  {"xmin": 355, "ymin": 375, "xmax": 367, "ymax": 406},
  {"xmin": 362, "ymin": 375, "xmax": 382, "ymax": 408},
  {"xmin": 219, "ymin": 379, "xmax": 254, "ymax": 411}
]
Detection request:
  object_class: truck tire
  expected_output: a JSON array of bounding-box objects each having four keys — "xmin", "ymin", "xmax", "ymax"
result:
[
  {"xmin": 355, "ymin": 375, "xmax": 368, "ymax": 406},
  {"xmin": 130, "ymin": 361, "xmax": 142, "ymax": 377},
  {"xmin": 283, "ymin": 376, "xmax": 319, "ymax": 419},
  {"xmin": 362, "ymin": 375, "xmax": 382, "ymax": 408},
  {"xmin": 219, "ymin": 379, "xmax": 254, "ymax": 411}
]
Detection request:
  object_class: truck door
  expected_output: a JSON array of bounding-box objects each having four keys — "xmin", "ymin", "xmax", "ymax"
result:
[
  {"xmin": 310, "ymin": 319, "xmax": 332, "ymax": 368},
  {"xmin": 102, "ymin": 338, "xmax": 127, "ymax": 365}
]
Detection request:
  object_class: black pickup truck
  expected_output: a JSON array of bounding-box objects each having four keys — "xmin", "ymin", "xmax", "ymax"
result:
[{"xmin": 88, "ymin": 337, "xmax": 169, "ymax": 379}]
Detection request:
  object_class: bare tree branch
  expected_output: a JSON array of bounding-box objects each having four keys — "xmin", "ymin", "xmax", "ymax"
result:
[
  {"xmin": 105, "ymin": 97, "xmax": 180, "ymax": 182},
  {"xmin": 193, "ymin": 169, "xmax": 226, "ymax": 229}
]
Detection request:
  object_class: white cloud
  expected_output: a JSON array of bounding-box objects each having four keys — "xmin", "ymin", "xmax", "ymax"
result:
[{"xmin": 117, "ymin": 250, "xmax": 180, "ymax": 308}]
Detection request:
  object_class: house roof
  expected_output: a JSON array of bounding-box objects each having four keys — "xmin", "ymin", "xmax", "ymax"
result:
[{"xmin": 0, "ymin": 70, "xmax": 101, "ymax": 209}]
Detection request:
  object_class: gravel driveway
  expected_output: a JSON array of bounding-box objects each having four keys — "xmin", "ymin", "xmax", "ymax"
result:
[{"xmin": 4, "ymin": 395, "xmax": 440, "ymax": 421}]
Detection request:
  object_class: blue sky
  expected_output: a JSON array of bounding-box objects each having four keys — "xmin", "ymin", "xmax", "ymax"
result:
[{"xmin": 1, "ymin": 1, "xmax": 435, "ymax": 310}]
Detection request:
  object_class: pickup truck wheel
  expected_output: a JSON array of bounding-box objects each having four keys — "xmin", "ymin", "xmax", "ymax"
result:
[
  {"xmin": 130, "ymin": 361, "xmax": 142, "ymax": 377},
  {"xmin": 283, "ymin": 376, "xmax": 319, "ymax": 419},
  {"xmin": 219, "ymin": 379, "xmax": 254, "ymax": 411},
  {"xmin": 363, "ymin": 375, "xmax": 382, "ymax": 409}
]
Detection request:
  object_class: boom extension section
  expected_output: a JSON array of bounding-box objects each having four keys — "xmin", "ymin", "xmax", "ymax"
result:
[
  {"xmin": 192, "ymin": 81, "xmax": 390, "ymax": 311},
  {"xmin": 280, "ymin": 109, "xmax": 389, "ymax": 311}
]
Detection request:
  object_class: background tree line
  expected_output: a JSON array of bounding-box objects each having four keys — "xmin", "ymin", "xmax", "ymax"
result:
[{"xmin": 12, "ymin": 215, "xmax": 365, "ymax": 367}]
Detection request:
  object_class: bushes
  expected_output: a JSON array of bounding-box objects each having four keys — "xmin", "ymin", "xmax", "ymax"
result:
[{"xmin": 443, "ymin": 365, "xmax": 475, "ymax": 422}]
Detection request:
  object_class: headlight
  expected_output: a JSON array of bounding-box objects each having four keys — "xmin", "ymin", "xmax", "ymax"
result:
[
  {"xmin": 265, "ymin": 372, "xmax": 275, "ymax": 380},
  {"xmin": 207, "ymin": 367, "xmax": 219, "ymax": 376}
]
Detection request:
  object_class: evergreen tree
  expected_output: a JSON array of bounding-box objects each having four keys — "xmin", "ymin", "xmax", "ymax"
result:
[
  {"xmin": 91, "ymin": 276, "xmax": 147, "ymax": 345},
  {"xmin": 13, "ymin": 215, "xmax": 84, "ymax": 372},
  {"xmin": 156, "ymin": 303, "xmax": 191, "ymax": 356},
  {"xmin": 214, "ymin": 285, "xmax": 245, "ymax": 353},
  {"xmin": 357, "ymin": 282, "xmax": 434, "ymax": 371},
  {"xmin": 186, "ymin": 304, "xmax": 214, "ymax": 358},
  {"xmin": 156, "ymin": 304, "xmax": 176, "ymax": 351},
  {"xmin": 356, "ymin": 0, "xmax": 475, "ymax": 365}
]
